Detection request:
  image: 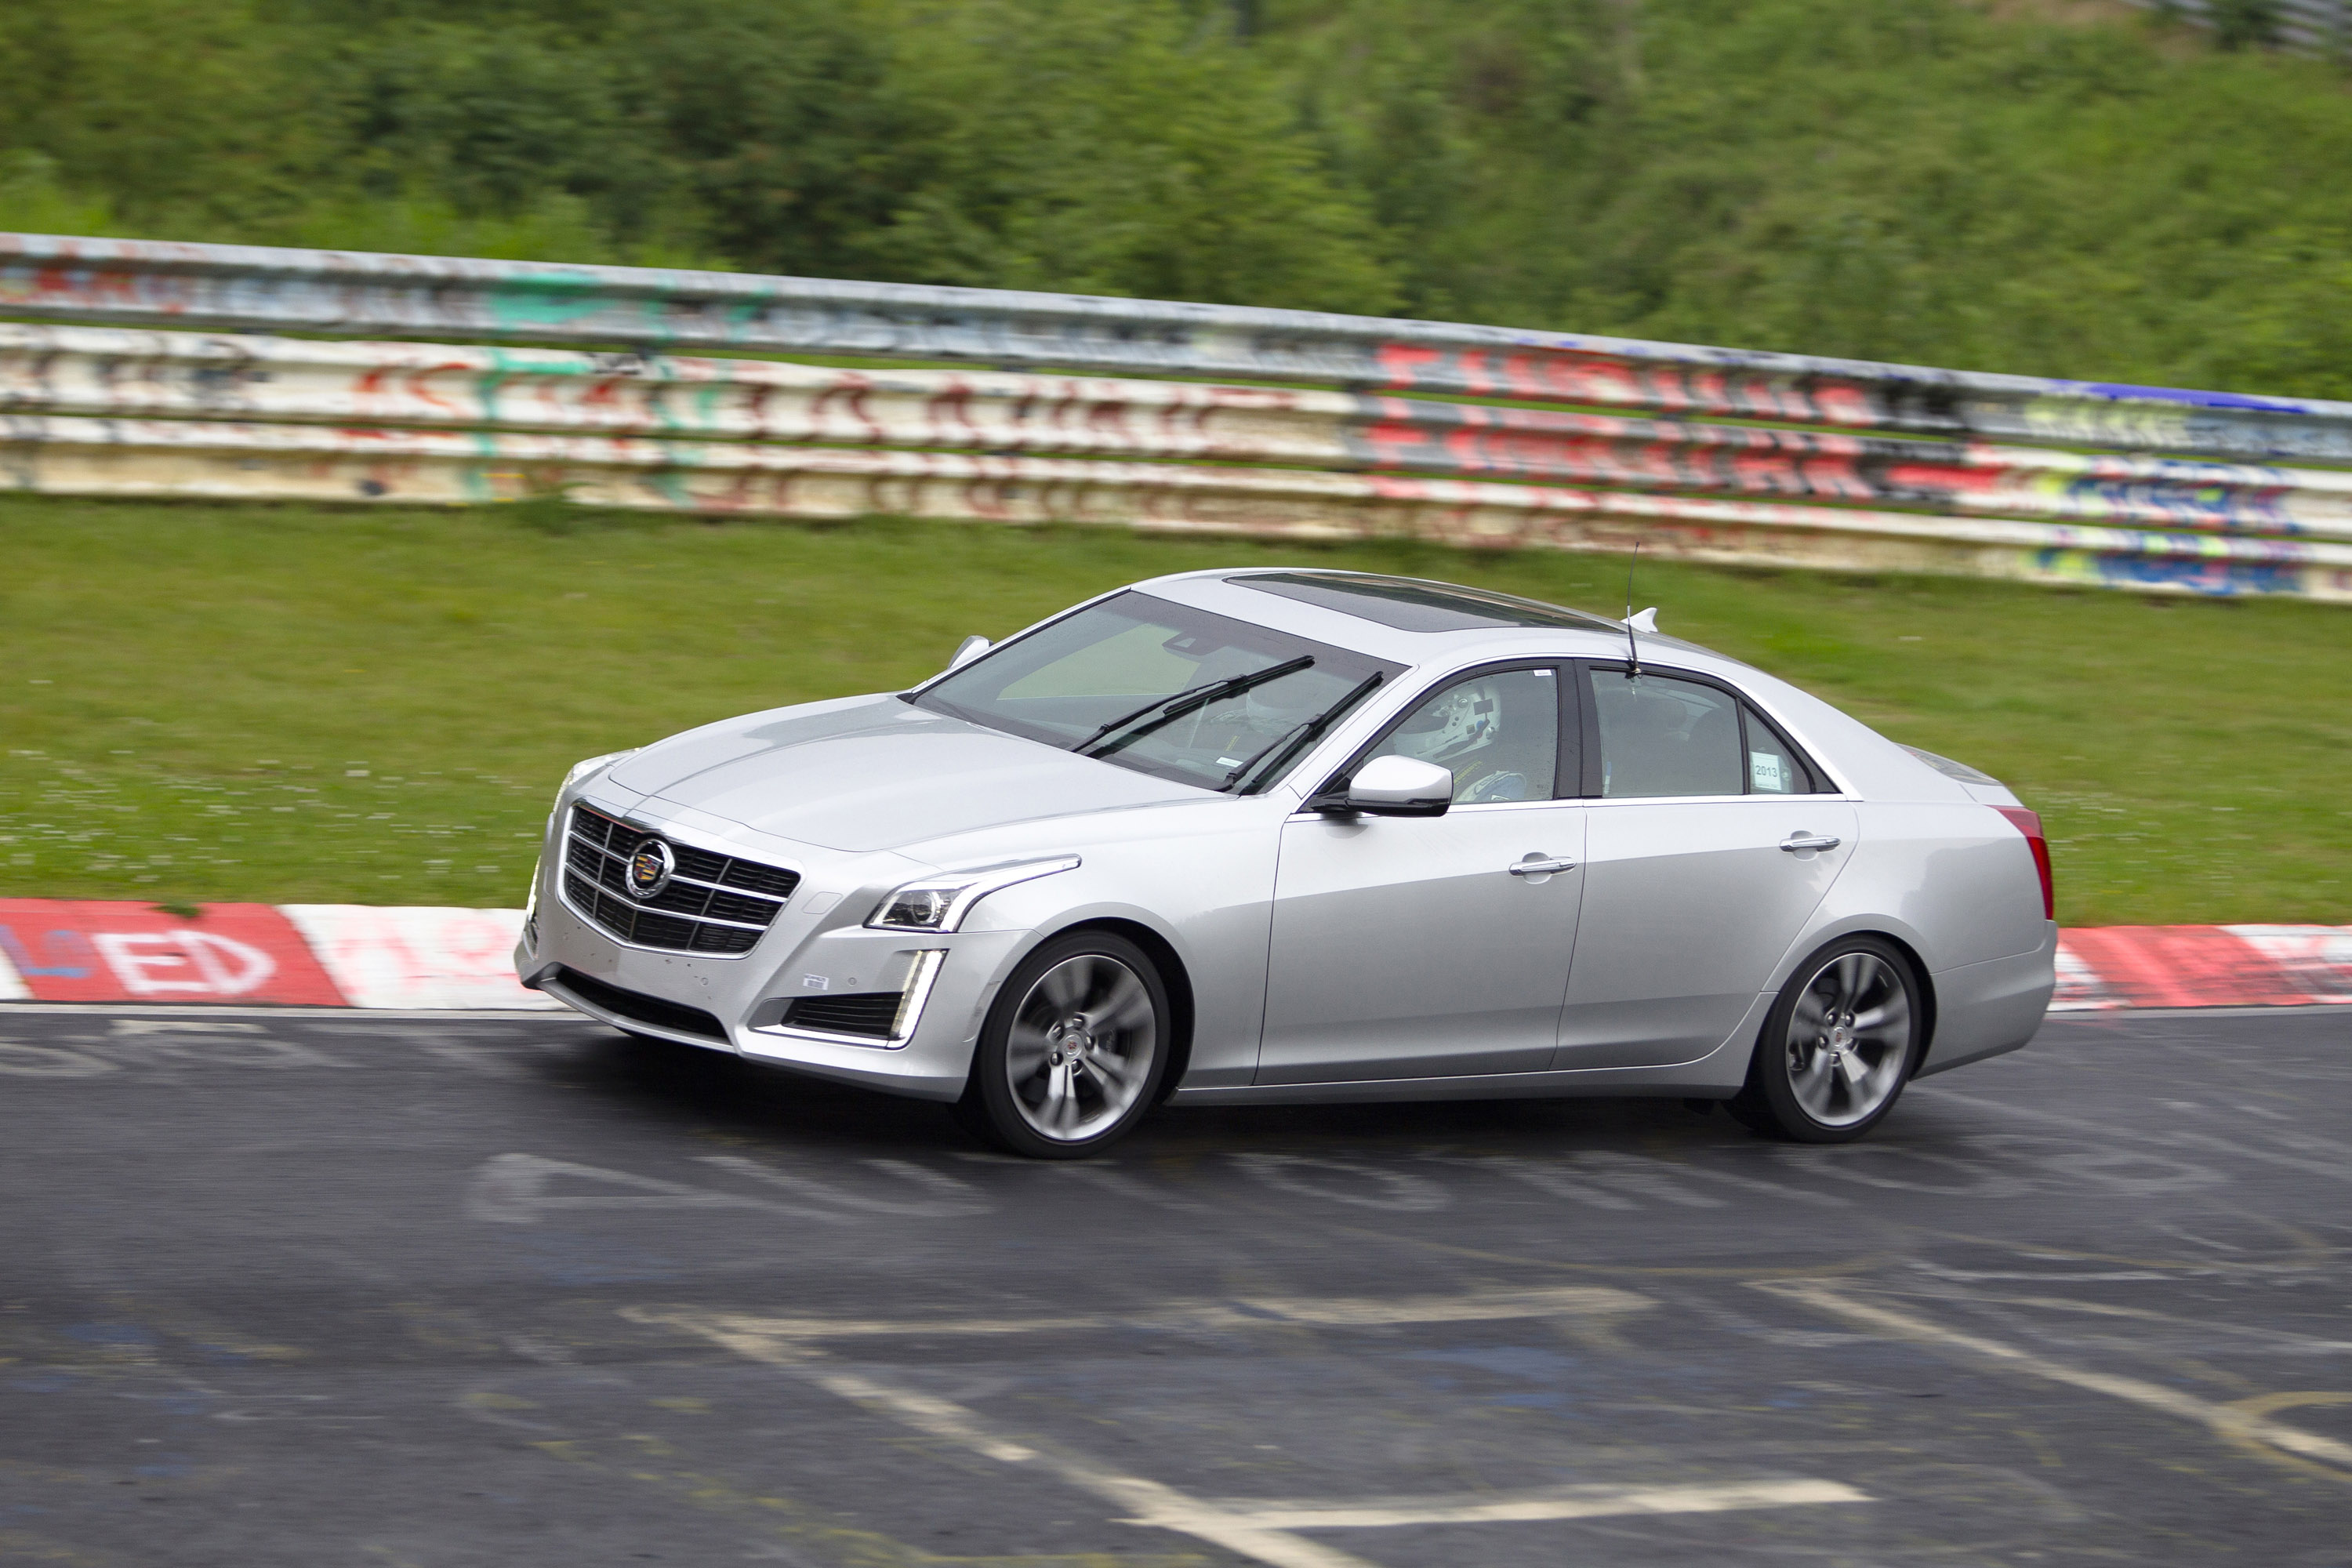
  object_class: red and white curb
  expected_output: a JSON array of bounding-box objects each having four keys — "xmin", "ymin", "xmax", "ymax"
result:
[
  {"xmin": 0, "ymin": 899, "xmax": 550, "ymax": 1010},
  {"xmin": 0, "ymin": 898, "xmax": 2346, "ymax": 1013},
  {"xmin": 2054, "ymin": 924, "xmax": 2352, "ymax": 1010}
]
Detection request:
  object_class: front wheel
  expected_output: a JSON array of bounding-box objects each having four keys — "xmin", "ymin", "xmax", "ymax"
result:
[
  {"xmin": 961, "ymin": 931, "xmax": 1171, "ymax": 1159},
  {"xmin": 1730, "ymin": 936, "xmax": 1922, "ymax": 1143}
]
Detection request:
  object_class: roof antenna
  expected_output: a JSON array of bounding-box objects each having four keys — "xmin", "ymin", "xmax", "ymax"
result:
[{"xmin": 1622, "ymin": 540, "xmax": 1643, "ymax": 679}]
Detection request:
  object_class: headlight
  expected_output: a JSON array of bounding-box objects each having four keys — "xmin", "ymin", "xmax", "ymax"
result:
[
  {"xmin": 561, "ymin": 750, "xmax": 638, "ymax": 793},
  {"xmin": 867, "ymin": 856, "xmax": 1082, "ymax": 933}
]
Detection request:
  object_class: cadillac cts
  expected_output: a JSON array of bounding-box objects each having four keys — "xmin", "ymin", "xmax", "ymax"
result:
[{"xmin": 517, "ymin": 569, "xmax": 2056, "ymax": 1158}]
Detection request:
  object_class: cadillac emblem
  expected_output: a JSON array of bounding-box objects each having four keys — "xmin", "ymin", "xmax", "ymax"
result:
[{"xmin": 626, "ymin": 838, "xmax": 676, "ymax": 900}]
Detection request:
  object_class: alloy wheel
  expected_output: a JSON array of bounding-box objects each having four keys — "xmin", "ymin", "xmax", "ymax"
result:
[
  {"xmin": 1002, "ymin": 954, "xmax": 1159, "ymax": 1143},
  {"xmin": 1781, "ymin": 950, "xmax": 1912, "ymax": 1128}
]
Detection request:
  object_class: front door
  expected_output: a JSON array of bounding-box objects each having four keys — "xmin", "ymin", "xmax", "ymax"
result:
[
  {"xmin": 1260, "ymin": 665, "xmax": 1584, "ymax": 1084},
  {"xmin": 1554, "ymin": 665, "xmax": 1856, "ymax": 1070}
]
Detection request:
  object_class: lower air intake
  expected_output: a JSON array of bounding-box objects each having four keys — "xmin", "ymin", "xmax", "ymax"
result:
[
  {"xmin": 781, "ymin": 992, "xmax": 904, "ymax": 1039},
  {"xmin": 552, "ymin": 967, "xmax": 728, "ymax": 1042}
]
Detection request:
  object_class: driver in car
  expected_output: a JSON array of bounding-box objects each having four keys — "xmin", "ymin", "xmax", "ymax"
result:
[{"xmin": 1382, "ymin": 679, "xmax": 1532, "ymax": 804}]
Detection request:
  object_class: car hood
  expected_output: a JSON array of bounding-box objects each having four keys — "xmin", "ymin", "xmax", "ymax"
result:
[{"xmin": 607, "ymin": 694, "xmax": 1207, "ymax": 853}]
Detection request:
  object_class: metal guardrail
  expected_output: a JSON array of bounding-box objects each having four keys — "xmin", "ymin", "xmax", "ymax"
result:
[
  {"xmin": 9, "ymin": 324, "xmax": 2351, "ymax": 540},
  {"xmin": 9, "ymin": 231, "xmax": 2352, "ymax": 463},
  {"xmin": 2119, "ymin": 0, "xmax": 2350, "ymax": 53},
  {"xmin": 4, "ymin": 234, "xmax": 2350, "ymax": 602}
]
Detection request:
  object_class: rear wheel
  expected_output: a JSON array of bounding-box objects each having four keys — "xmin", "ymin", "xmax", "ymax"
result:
[
  {"xmin": 961, "ymin": 931, "xmax": 1171, "ymax": 1159},
  {"xmin": 1730, "ymin": 936, "xmax": 1921, "ymax": 1143}
]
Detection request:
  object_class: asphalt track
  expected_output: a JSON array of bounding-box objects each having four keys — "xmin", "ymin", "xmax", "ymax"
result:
[{"xmin": 2, "ymin": 1004, "xmax": 2348, "ymax": 1566}]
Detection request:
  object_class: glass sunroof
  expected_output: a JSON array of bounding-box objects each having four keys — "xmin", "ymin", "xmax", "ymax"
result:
[{"xmin": 1229, "ymin": 572, "xmax": 1621, "ymax": 634}]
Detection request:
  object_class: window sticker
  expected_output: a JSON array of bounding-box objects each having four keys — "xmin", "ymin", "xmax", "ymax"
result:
[{"xmin": 1750, "ymin": 751, "xmax": 1786, "ymax": 793}]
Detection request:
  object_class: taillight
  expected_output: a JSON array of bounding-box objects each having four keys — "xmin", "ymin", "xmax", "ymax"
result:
[{"xmin": 1994, "ymin": 807, "xmax": 2055, "ymax": 922}]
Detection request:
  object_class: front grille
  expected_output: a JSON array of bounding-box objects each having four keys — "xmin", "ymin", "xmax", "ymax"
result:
[
  {"xmin": 561, "ymin": 803, "xmax": 800, "ymax": 956},
  {"xmin": 551, "ymin": 967, "xmax": 727, "ymax": 1040},
  {"xmin": 782, "ymin": 992, "xmax": 904, "ymax": 1039}
]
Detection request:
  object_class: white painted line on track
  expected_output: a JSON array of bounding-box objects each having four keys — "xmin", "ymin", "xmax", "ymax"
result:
[
  {"xmin": 1762, "ymin": 1279, "xmax": 2352, "ymax": 1472},
  {"xmin": 800, "ymin": 1367, "xmax": 1040, "ymax": 1465},
  {"xmin": 645, "ymin": 1290, "xmax": 1867, "ymax": 1568},
  {"xmin": 1192, "ymin": 1478, "xmax": 1870, "ymax": 1529},
  {"xmin": 651, "ymin": 1308, "xmax": 1382, "ymax": 1568},
  {"xmin": 650, "ymin": 1284, "xmax": 1653, "ymax": 1344}
]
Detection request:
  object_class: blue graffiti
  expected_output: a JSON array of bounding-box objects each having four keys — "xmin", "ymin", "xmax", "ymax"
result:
[
  {"xmin": 0, "ymin": 924, "xmax": 93, "ymax": 978},
  {"xmin": 2036, "ymin": 549, "xmax": 2305, "ymax": 597}
]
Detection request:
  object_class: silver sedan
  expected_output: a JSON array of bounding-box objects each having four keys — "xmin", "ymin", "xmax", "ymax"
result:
[{"xmin": 517, "ymin": 569, "xmax": 2056, "ymax": 1157}]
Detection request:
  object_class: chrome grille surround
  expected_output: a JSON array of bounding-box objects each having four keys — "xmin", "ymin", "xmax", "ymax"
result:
[{"xmin": 558, "ymin": 802, "xmax": 800, "ymax": 956}]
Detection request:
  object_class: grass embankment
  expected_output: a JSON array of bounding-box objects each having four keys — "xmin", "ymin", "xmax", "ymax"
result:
[{"xmin": 2, "ymin": 495, "xmax": 2346, "ymax": 926}]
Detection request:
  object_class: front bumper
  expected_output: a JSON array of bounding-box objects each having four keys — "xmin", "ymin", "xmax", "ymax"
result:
[{"xmin": 514, "ymin": 792, "xmax": 1028, "ymax": 1102}]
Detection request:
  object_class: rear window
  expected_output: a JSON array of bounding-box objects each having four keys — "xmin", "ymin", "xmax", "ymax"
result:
[
  {"xmin": 1582, "ymin": 667, "xmax": 1828, "ymax": 797},
  {"xmin": 1588, "ymin": 672, "xmax": 1744, "ymax": 798},
  {"xmin": 1230, "ymin": 572, "xmax": 1620, "ymax": 634}
]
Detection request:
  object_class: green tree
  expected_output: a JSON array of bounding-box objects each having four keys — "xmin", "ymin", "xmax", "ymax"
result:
[
  {"xmin": 849, "ymin": 0, "xmax": 1397, "ymax": 310},
  {"xmin": 5, "ymin": 0, "xmax": 2352, "ymax": 399}
]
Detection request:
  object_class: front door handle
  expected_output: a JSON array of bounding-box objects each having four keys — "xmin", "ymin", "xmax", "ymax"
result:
[
  {"xmin": 1508, "ymin": 855, "xmax": 1577, "ymax": 877},
  {"xmin": 1780, "ymin": 833, "xmax": 1842, "ymax": 853}
]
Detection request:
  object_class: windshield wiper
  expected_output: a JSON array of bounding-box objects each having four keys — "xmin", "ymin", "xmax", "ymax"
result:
[
  {"xmin": 1076, "ymin": 654, "xmax": 1316, "ymax": 759},
  {"xmin": 1219, "ymin": 670, "xmax": 1385, "ymax": 793}
]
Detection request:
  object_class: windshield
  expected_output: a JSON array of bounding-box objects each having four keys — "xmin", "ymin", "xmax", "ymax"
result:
[{"xmin": 911, "ymin": 592, "xmax": 1401, "ymax": 792}]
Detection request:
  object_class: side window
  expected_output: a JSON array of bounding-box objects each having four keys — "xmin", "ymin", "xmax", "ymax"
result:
[
  {"xmin": 1585, "ymin": 670, "xmax": 1743, "ymax": 798},
  {"xmin": 1361, "ymin": 668, "xmax": 1558, "ymax": 804},
  {"xmin": 1742, "ymin": 708, "xmax": 1809, "ymax": 794}
]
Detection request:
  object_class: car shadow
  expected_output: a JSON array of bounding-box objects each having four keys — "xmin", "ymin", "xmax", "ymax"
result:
[{"xmin": 534, "ymin": 1022, "xmax": 1919, "ymax": 1161}]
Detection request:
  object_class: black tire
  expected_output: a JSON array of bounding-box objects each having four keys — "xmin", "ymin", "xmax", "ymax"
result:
[
  {"xmin": 960, "ymin": 930, "xmax": 1171, "ymax": 1160},
  {"xmin": 1730, "ymin": 935, "xmax": 1923, "ymax": 1144}
]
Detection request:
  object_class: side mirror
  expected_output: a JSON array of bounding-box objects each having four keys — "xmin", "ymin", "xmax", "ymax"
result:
[
  {"xmin": 1325, "ymin": 754, "xmax": 1453, "ymax": 818},
  {"xmin": 948, "ymin": 634, "xmax": 993, "ymax": 671}
]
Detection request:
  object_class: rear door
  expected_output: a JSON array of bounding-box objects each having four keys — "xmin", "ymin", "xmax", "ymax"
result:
[{"xmin": 1553, "ymin": 662, "xmax": 1854, "ymax": 1071}]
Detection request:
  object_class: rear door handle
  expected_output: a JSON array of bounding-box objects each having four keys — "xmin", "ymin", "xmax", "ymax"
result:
[
  {"xmin": 1780, "ymin": 833, "xmax": 1842, "ymax": 853},
  {"xmin": 1508, "ymin": 856, "xmax": 1577, "ymax": 877}
]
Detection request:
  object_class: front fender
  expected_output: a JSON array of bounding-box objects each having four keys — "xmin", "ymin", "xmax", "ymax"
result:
[{"xmin": 954, "ymin": 819, "xmax": 1281, "ymax": 1090}]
